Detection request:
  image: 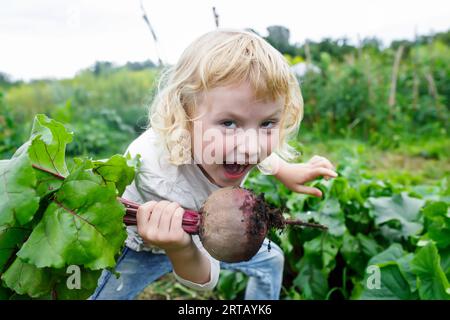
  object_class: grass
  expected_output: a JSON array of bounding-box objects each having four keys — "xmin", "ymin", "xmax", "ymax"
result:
[
  {"xmin": 137, "ymin": 274, "xmax": 218, "ymax": 300},
  {"xmin": 297, "ymin": 135, "xmax": 450, "ymax": 185}
]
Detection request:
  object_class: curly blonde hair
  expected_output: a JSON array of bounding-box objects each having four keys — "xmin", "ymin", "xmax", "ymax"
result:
[{"xmin": 148, "ymin": 28, "xmax": 304, "ymax": 169}]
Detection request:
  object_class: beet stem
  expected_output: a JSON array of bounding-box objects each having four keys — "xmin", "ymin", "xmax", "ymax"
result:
[
  {"xmin": 118, "ymin": 197, "xmax": 201, "ymax": 234},
  {"xmin": 32, "ymin": 164, "xmax": 66, "ymax": 180}
]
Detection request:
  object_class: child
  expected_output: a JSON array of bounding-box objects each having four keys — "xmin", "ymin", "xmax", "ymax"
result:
[{"xmin": 90, "ymin": 29, "xmax": 337, "ymax": 300}]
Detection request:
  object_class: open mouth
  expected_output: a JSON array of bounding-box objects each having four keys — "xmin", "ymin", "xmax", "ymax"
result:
[{"xmin": 222, "ymin": 163, "xmax": 250, "ymax": 179}]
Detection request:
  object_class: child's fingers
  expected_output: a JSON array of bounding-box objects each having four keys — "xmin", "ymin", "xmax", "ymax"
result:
[
  {"xmin": 147, "ymin": 201, "xmax": 170, "ymax": 236},
  {"xmin": 312, "ymin": 159, "xmax": 335, "ymax": 171},
  {"xmin": 309, "ymin": 155, "xmax": 323, "ymax": 164},
  {"xmin": 158, "ymin": 202, "xmax": 180, "ymax": 234},
  {"xmin": 136, "ymin": 201, "xmax": 157, "ymax": 225},
  {"xmin": 310, "ymin": 167, "xmax": 338, "ymax": 180},
  {"xmin": 170, "ymin": 207, "xmax": 186, "ymax": 238},
  {"xmin": 136, "ymin": 201, "xmax": 158, "ymax": 238},
  {"xmin": 309, "ymin": 155, "xmax": 336, "ymax": 171},
  {"xmin": 294, "ymin": 185, "xmax": 323, "ymax": 197}
]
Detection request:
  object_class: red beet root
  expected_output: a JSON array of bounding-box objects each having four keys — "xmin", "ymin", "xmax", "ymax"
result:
[{"xmin": 121, "ymin": 187, "xmax": 327, "ymax": 263}]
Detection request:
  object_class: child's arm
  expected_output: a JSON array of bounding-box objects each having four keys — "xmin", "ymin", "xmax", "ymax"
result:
[
  {"xmin": 263, "ymin": 153, "xmax": 338, "ymax": 198},
  {"xmin": 136, "ymin": 200, "xmax": 211, "ymax": 285}
]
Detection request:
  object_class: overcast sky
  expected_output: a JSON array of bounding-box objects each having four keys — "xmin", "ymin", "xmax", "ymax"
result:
[{"xmin": 1, "ymin": 0, "xmax": 449, "ymax": 80}]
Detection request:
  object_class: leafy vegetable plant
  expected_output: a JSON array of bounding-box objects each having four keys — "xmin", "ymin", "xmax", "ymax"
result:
[{"xmin": 0, "ymin": 114, "xmax": 137, "ymax": 299}]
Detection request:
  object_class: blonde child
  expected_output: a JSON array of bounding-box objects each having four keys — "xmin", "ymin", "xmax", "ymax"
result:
[{"xmin": 90, "ymin": 29, "xmax": 337, "ymax": 300}]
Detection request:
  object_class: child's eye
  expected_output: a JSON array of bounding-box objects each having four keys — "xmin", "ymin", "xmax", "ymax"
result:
[
  {"xmin": 261, "ymin": 120, "xmax": 277, "ymax": 129},
  {"xmin": 221, "ymin": 120, "xmax": 237, "ymax": 129}
]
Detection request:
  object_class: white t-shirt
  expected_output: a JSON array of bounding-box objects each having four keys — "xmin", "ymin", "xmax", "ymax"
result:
[{"xmin": 122, "ymin": 127, "xmax": 274, "ymax": 291}]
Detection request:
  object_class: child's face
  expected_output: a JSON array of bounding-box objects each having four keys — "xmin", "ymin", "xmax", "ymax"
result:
[{"xmin": 190, "ymin": 81, "xmax": 282, "ymax": 187}]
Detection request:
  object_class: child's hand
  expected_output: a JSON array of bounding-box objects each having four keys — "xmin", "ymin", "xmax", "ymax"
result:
[
  {"xmin": 276, "ymin": 155, "xmax": 338, "ymax": 198},
  {"xmin": 136, "ymin": 200, "xmax": 192, "ymax": 253}
]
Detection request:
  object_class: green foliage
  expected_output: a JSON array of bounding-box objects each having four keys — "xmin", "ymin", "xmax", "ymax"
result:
[
  {"xmin": 368, "ymin": 193, "xmax": 425, "ymax": 239},
  {"xmin": 1, "ymin": 67, "xmax": 157, "ymax": 159},
  {"xmin": 216, "ymin": 270, "xmax": 248, "ymax": 300},
  {"xmin": 0, "ymin": 92, "xmax": 28, "ymax": 158},
  {"xmin": 0, "ymin": 115, "xmax": 136, "ymax": 299}
]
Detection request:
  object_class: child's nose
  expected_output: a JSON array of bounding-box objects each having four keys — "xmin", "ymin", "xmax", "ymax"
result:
[{"xmin": 236, "ymin": 134, "xmax": 260, "ymax": 164}]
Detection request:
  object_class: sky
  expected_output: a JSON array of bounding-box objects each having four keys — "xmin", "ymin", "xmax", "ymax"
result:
[{"xmin": 1, "ymin": 0, "xmax": 449, "ymax": 81}]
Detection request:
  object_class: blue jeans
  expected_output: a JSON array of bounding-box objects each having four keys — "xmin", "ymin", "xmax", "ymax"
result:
[{"xmin": 89, "ymin": 238, "xmax": 284, "ymax": 300}]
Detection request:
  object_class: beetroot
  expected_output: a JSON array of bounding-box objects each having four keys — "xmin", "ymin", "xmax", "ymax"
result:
[
  {"xmin": 121, "ymin": 187, "xmax": 327, "ymax": 263},
  {"xmin": 199, "ymin": 187, "xmax": 277, "ymax": 262}
]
